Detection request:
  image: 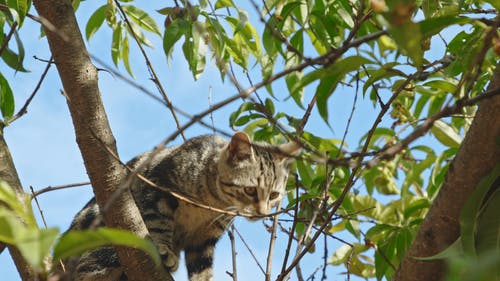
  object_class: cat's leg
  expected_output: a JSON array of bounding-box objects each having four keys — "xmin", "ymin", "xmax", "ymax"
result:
[
  {"xmin": 144, "ymin": 195, "xmax": 180, "ymax": 272},
  {"xmin": 185, "ymin": 238, "xmax": 219, "ymax": 281},
  {"xmin": 72, "ymin": 247, "xmax": 126, "ymax": 281}
]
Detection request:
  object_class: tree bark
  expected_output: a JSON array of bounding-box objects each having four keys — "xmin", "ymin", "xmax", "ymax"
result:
[
  {"xmin": 31, "ymin": 0, "xmax": 172, "ymax": 280},
  {"xmin": 392, "ymin": 65, "xmax": 500, "ymax": 280},
  {"xmin": 0, "ymin": 126, "xmax": 36, "ymax": 281}
]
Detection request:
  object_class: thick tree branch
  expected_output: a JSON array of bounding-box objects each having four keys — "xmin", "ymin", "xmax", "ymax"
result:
[
  {"xmin": 392, "ymin": 64, "xmax": 500, "ymax": 281},
  {"xmin": 0, "ymin": 127, "xmax": 36, "ymax": 281},
  {"xmin": 31, "ymin": 0, "xmax": 172, "ymax": 280}
]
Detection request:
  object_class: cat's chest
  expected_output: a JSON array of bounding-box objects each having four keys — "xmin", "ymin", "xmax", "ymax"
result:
[{"xmin": 173, "ymin": 201, "xmax": 227, "ymax": 247}]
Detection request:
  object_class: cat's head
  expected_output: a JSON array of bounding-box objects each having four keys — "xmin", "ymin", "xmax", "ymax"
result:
[{"xmin": 216, "ymin": 132, "xmax": 301, "ymax": 219}]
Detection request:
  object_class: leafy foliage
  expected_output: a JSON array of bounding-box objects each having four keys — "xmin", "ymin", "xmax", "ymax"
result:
[
  {"xmin": 1, "ymin": 0, "xmax": 498, "ymax": 280},
  {"xmin": 0, "ymin": 181, "xmax": 161, "ymax": 277}
]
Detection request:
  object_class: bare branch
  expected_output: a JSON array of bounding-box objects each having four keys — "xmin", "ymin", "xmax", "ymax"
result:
[
  {"xmin": 31, "ymin": 181, "xmax": 90, "ymax": 198},
  {"xmin": 9, "ymin": 56, "xmax": 54, "ymax": 124},
  {"xmin": 228, "ymin": 226, "xmax": 238, "ymax": 281},
  {"xmin": 265, "ymin": 199, "xmax": 282, "ymax": 281},
  {"xmin": 234, "ymin": 227, "xmax": 266, "ymax": 275}
]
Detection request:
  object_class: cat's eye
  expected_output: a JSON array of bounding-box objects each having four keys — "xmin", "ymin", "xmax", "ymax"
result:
[
  {"xmin": 244, "ymin": 186, "xmax": 257, "ymax": 197},
  {"xmin": 269, "ymin": 192, "xmax": 280, "ymax": 200}
]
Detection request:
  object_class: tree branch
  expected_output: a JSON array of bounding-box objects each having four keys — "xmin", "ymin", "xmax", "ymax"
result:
[
  {"xmin": 0, "ymin": 128, "xmax": 36, "ymax": 281},
  {"xmin": 31, "ymin": 0, "xmax": 172, "ymax": 280}
]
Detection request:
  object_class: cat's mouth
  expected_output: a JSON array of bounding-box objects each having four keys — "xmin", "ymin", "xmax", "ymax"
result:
[
  {"xmin": 245, "ymin": 214, "xmax": 263, "ymax": 221},
  {"xmin": 242, "ymin": 207, "xmax": 267, "ymax": 221}
]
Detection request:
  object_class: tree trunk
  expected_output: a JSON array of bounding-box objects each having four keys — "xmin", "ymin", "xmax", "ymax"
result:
[
  {"xmin": 0, "ymin": 126, "xmax": 35, "ymax": 281},
  {"xmin": 392, "ymin": 65, "xmax": 500, "ymax": 280},
  {"xmin": 31, "ymin": 0, "xmax": 172, "ymax": 280}
]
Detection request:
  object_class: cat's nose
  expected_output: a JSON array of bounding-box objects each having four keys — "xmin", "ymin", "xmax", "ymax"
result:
[{"xmin": 254, "ymin": 202, "xmax": 269, "ymax": 215}]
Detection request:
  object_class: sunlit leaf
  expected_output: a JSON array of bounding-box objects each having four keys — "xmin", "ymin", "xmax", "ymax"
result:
[
  {"xmin": 431, "ymin": 120, "xmax": 462, "ymax": 148},
  {"xmin": 214, "ymin": 0, "xmax": 234, "ymax": 9},
  {"xmin": 418, "ymin": 237, "xmax": 463, "ymax": 261},
  {"xmin": 86, "ymin": 5, "xmax": 107, "ymax": 40},
  {"xmin": 111, "ymin": 23, "xmax": 122, "ymax": 66},
  {"xmin": 475, "ymin": 188, "xmax": 500, "ymax": 255},
  {"xmin": 419, "ymin": 16, "xmax": 470, "ymax": 39},
  {"xmin": 122, "ymin": 5, "xmax": 161, "ymax": 36},
  {"xmin": 316, "ymin": 56, "xmax": 373, "ymax": 122},
  {"xmin": 163, "ymin": 19, "xmax": 189, "ymax": 59},
  {"xmin": 388, "ymin": 21, "xmax": 422, "ymax": 67},
  {"xmin": 121, "ymin": 35, "xmax": 133, "ymax": 77},
  {"xmin": 0, "ymin": 72, "xmax": 15, "ymax": 120},
  {"xmin": 1, "ymin": 31, "xmax": 29, "ymax": 72},
  {"xmin": 6, "ymin": 0, "xmax": 29, "ymax": 26},
  {"xmin": 15, "ymin": 227, "xmax": 59, "ymax": 269},
  {"xmin": 460, "ymin": 164, "xmax": 500, "ymax": 256},
  {"xmin": 53, "ymin": 228, "xmax": 161, "ymax": 266}
]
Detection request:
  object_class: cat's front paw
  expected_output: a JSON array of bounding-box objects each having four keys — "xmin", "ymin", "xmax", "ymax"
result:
[{"xmin": 158, "ymin": 245, "xmax": 179, "ymax": 272}]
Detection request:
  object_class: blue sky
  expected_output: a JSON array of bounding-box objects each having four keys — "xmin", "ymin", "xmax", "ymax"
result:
[{"xmin": 0, "ymin": 1, "xmax": 463, "ymax": 281}]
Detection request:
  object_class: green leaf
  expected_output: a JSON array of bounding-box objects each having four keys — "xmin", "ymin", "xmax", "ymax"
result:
[
  {"xmin": 316, "ymin": 56, "xmax": 373, "ymax": 122},
  {"xmin": 1, "ymin": 31, "xmax": 29, "ymax": 72},
  {"xmin": 0, "ymin": 182, "xmax": 56, "ymax": 270},
  {"xmin": 121, "ymin": 35, "xmax": 133, "ymax": 77},
  {"xmin": 186, "ymin": 22, "xmax": 207, "ymax": 79},
  {"xmin": 460, "ymin": 164, "xmax": 500, "ymax": 256},
  {"xmin": 214, "ymin": 0, "xmax": 234, "ymax": 9},
  {"xmin": 122, "ymin": 5, "xmax": 161, "ymax": 36},
  {"xmin": 329, "ymin": 243, "xmax": 368, "ymax": 265},
  {"xmin": 111, "ymin": 23, "xmax": 123, "ymax": 66},
  {"xmin": 15, "ymin": 227, "xmax": 59, "ymax": 269},
  {"xmin": 264, "ymin": 98, "xmax": 275, "ymax": 116},
  {"xmin": 475, "ymin": 188, "xmax": 500, "ymax": 255},
  {"xmin": 363, "ymin": 63, "xmax": 403, "ymax": 95},
  {"xmin": 86, "ymin": 5, "xmax": 107, "ymax": 40},
  {"xmin": 163, "ymin": 19, "xmax": 188, "ymax": 59},
  {"xmin": 0, "ymin": 210, "xmax": 19, "ymax": 245},
  {"xmin": 127, "ymin": 20, "xmax": 153, "ymax": 47},
  {"xmin": 484, "ymin": 0, "xmax": 500, "ymax": 10},
  {"xmin": 431, "ymin": 120, "xmax": 462, "ymax": 148},
  {"xmin": 417, "ymin": 237, "xmax": 463, "ymax": 260},
  {"xmin": 423, "ymin": 80, "xmax": 457, "ymax": 95},
  {"xmin": 0, "ymin": 72, "xmax": 15, "ymax": 120},
  {"xmin": 53, "ymin": 228, "xmax": 161, "ymax": 266},
  {"xmin": 419, "ymin": 16, "xmax": 469, "ymax": 39},
  {"xmin": 388, "ymin": 21, "xmax": 423, "ymax": 67},
  {"xmin": 233, "ymin": 9, "xmax": 248, "ymax": 35},
  {"xmin": 6, "ymin": 0, "xmax": 29, "ymax": 26}
]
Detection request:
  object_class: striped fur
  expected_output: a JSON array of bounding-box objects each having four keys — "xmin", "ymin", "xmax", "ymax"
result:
[{"xmin": 57, "ymin": 132, "xmax": 300, "ymax": 281}]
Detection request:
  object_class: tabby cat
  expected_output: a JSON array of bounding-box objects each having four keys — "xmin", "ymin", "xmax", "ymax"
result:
[{"xmin": 57, "ymin": 132, "xmax": 300, "ymax": 281}]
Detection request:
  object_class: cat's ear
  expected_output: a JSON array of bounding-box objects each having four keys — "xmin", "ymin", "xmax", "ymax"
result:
[
  {"xmin": 276, "ymin": 141, "xmax": 301, "ymax": 162},
  {"xmin": 228, "ymin": 131, "xmax": 254, "ymax": 161}
]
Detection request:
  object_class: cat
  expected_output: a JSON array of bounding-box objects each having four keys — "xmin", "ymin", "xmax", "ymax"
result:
[{"xmin": 56, "ymin": 132, "xmax": 300, "ymax": 281}]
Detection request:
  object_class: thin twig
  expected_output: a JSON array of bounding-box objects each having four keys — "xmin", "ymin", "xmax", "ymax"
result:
[
  {"xmin": 228, "ymin": 225, "xmax": 238, "ymax": 281},
  {"xmin": 233, "ymin": 227, "xmax": 266, "ymax": 275},
  {"xmin": 30, "ymin": 186, "xmax": 48, "ymax": 228},
  {"xmin": 31, "ymin": 181, "xmax": 91, "ymax": 198},
  {"xmin": 321, "ymin": 233, "xmax": 327, "ymax": 280},
  {"xmin": 265, "ymin": 199, "xmax": 283, "ymax": 281},
  {"xmin": 9, "ymin": 56, "xmax": 54, "ymax": 124},
  {"xmin": 280, "ymin": 173, "xmax": 301, "ymax": 275}
]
